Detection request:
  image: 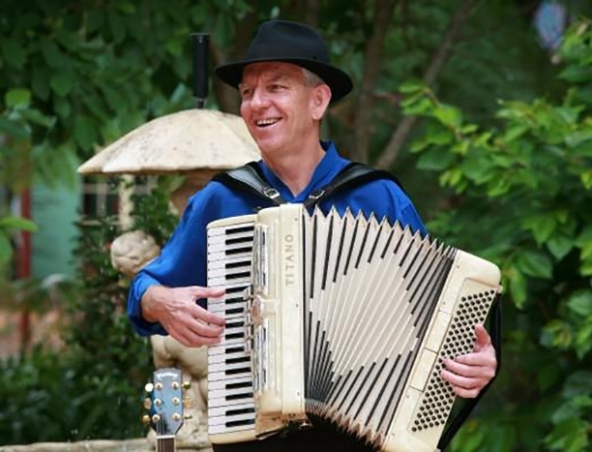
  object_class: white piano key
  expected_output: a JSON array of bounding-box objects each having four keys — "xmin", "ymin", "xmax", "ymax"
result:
[
  {"xmin": 208, "ymin": 350, "xmax": 250, "ymax": 365},
  {"xmin": 209, "ymin": 390, "xmax": 255, "ymax": 408},
  {"xmin": 208, "ymin": 373, "xmax": 252, "ymax": 388},
  {"xmin": 209, "ymin": 402, "xmax": 255, "ymax": 418}
]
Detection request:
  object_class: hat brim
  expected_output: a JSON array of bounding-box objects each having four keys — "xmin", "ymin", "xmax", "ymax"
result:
[{"xmin": 215, "ymin": 58, "xmax": 353, "ymax": 103}]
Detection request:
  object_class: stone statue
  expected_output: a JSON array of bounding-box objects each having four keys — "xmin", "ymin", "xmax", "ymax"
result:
[{"xmin": 110, "ymin": 230, "xmax": 211, "ymax": 450}]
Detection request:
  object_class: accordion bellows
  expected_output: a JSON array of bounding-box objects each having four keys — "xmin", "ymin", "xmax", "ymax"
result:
[{"xmin": 207, "ymin": 205, "xmax": 501, "ymax": 451}]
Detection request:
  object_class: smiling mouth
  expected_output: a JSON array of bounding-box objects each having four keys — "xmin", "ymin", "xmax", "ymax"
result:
[{"xmin": 256, "ymin": 118, "xmax": 280, "ymax": 127}]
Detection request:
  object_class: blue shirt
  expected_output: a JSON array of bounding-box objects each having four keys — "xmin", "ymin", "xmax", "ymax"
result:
[{"xmin": 127, "ymin": 141, "xmax": 426, "ymax": 336}]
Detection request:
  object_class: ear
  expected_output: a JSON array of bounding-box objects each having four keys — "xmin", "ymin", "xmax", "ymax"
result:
[{"xmin": 310, "ymin": 84, "xmax": 331, "ymax": 120}]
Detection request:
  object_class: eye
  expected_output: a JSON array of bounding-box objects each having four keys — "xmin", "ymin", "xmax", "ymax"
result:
[{"xmin": 240, "ymin": 87, "xmax": 253, "ymax": 99}]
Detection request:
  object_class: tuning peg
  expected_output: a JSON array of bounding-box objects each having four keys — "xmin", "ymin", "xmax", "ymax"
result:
[
  {"xmin": 173, "ymin": 412, "xmax": 182, "ymax": 422},
  {"xmin": 183, "ymin": 397, "xmax": 191, "ymax": 409},
  {"xmin": 151, "ymin": 414, "xmax": 161, "ymax": 423},
  {"xmin": 184, "ymin": 414, "xmax": 194, "ymax": 420},
  {"xmin": 172, "ymin": 397, "xmax": 181, "ymax": 406},
  {"xmin": 153, "ymin": 398, "xmax": 162, "ymax": 407},
  {"xmin": 143, "ymin": 398, "xmax": 152, "ymax": 410},
  {"xmin": 155, "ymin": 382, "xmax": 163, "ymax": 390},
  {"xmin": 182, "ymin": 381, "xmax": 191, "ymax": 390},
  {"xmin": 144, "ymin": 382, "xmax": 154, "ymax": 393},
  {"xmin": 142, "ymin": 414, "xmax": 151, "ymax": 425}
]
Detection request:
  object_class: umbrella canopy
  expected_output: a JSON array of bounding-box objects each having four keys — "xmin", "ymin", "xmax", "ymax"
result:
[{"xmin": 77, "ymin": 109, "xmax": 260, "ymax": 175}]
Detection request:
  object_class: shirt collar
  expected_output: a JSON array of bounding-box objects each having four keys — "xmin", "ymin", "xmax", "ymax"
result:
[{"xmin": 258, "ymin": 141, "xmax": 350, "ymax": 203}]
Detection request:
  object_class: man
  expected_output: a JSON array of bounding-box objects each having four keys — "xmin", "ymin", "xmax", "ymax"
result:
[{"xmin": 127, "ymin": 20, "xmax": 497, "ymax": 451}]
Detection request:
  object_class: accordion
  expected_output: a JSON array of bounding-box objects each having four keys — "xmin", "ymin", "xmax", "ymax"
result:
[{"xmin": 206, "ymin": 205, "xmax": 501, "ymax": 451}]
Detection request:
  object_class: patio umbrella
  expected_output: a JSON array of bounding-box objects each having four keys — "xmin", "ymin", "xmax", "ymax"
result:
[{"xmin": 77, "ymin": 109, "xmax": 259, "ymax": 175}]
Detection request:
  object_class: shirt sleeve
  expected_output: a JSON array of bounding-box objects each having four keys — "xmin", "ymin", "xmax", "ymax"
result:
[{"xmin": 126, "ymin": 189, "xmax": 213, "ymax": 336}]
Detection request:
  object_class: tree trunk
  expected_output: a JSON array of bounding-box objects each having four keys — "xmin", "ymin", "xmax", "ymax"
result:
[
  {"xmin": 352, "ymin": 0, "xmax": 398, "ymax": 163},
  {"xmin": 211, "ymin": 12, "xmax": 259, "ymax": 115},
  {"xmin": 376, "ymin": 0, "xmax": 479, "ymax": 169},
  {"xmin": 305, "ymin": 0, "xmax": 320, "ymax": 27}
]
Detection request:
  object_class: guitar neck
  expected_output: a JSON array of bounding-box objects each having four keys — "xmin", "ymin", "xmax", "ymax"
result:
[{"xmin": 156, "ymin": 435, "xmax": 175, "ymax": 452}]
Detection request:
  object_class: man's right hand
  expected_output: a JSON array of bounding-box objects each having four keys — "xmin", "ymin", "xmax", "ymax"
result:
[{"xmin": 141, "ymin": 285, "xmax": 226, "ymax": 347}]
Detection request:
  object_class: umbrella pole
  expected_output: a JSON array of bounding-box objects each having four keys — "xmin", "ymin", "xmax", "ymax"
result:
[{"xmin": 192, "ymin": 33, "xmax": 210, "ymax": 109}]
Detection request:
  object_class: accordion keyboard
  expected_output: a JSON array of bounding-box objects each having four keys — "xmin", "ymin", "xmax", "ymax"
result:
[{"xmin": 207, "ymin": 219, "xmax": 258, "ymax": 442}]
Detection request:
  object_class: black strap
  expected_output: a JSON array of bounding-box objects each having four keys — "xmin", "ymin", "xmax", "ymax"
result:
[
  {"xmin": 302, "ymin": 162, "xmax": 404, "ymax": 208},
  {"xmin": 437, "ymin": 293, "xmax": 502, "ymax": 450},
  {"xmin": 212, "ymin": 161, "xmax": 403, "ymax": 209},
  {"xmin": 212, "ymin": 161, "xmax": 287, "ymax": 205}
]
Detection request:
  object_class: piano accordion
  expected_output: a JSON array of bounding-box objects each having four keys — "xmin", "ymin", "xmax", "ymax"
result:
[{"xmin": 207, "ymin": 204, "xmax": 501, "ymax": 451}]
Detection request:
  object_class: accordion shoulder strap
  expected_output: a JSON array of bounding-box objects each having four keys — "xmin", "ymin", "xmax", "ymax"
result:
[
  {"xmin": 437, "ymin": 293, "xmax": 502, "ymax": 450},
  {"xmin": 302, "ymin": 162, "xmax": 404, "ymax": 208},
  {"xmin": 212, "ymin": 161, "xmax": 287, "ymax": 205},
  {"xmin": 212, "ymin": 161, "xmax": 404, "ymax": 208}
]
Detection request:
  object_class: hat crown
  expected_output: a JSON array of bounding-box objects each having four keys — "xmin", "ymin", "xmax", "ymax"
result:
[
  {"xmin": 246, "ymin": 20, "xmax": 330, "ymax": 64},
  {"xmin": 214, "ymin": 19, "xmax": 353, "ymax": 103}
]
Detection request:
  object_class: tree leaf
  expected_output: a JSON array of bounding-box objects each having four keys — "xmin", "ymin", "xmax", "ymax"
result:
[
  {"xmin": 0, "ymin": 234, "xmax": 12, "ymax": 264},
  {"xmin": 74, "ymin": 116, "xmax": 98, "ymax": 150},
  {"xmin": 547, "ymin": 235, "xmax": 574, "ymax": 260},
  {"xmin": 399, "ymin": 80, "xmax": 425, "ymax": 94},
  {"xmin": 108, "ymin": 11, "xmax": 126, "ymax": 44},
  {"xmin": 433, "ymin": 104, "xmax": 463, "ymax": 128},
  {"xmin": 523, "ymin": 214, "xmax": 557, "ymax": 244},
  {"xmin": 0, "ymin": 216, "xmax": 38, "ymax": 232},
  {"xmin": 566, "ymin": 291, "xmax": 592, "ymax": 317},
  {"xmin": 508, "ymin": 267, "xmax": 528, "ymax": 308},
  {"xmin": 5, "ymin": 88, "xmax": 31, "ymax": 108},
  {"xmin": 40, "ymin": 36, "xmax": 67, "ymax": 68},
  {"xmin": 50, "ymin": 71, "xmax": 76, "ymax": 97},
  {"xmin": 516, "ymin": 251, "xmax": 553, "ymax": 279},
  {"xmin": 31, "ymin": 65, "xmax": 51, "ymax": 100},
  {"xmin": 416, "ymin": 147, "xmax": 455, "ymax": 171},
  {"xmin": 563, "ymin": 371, "xmax": 592, "ymax": 398},
  {"xmin": 0, "ymin": 37, "xmax": 26, "ymax": 68},
  {"xmin": 0, "ymin": 116, "xmax": 29, "ymax": 139}
]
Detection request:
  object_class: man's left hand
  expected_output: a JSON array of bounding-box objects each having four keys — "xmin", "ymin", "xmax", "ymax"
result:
[{"xmin": 441, "ymin": 324, "xmax": 497, "ymax": 398}]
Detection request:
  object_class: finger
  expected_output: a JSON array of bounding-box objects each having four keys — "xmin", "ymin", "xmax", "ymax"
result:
[
  {"xmin": 450, "ymin": 385, "xmax": 480, "ymax": 399},
  {"xmin": 173, "ymin": 320, "xmax": 224, "ymax": 347},
  {"xmin": 443, "ymin": 358, "xmax": 483, "ymax": 378},
  {"xmin": 473, "ymin": 324, "xmax": 492, "ymax": 352},
  {"xmin": 441, "ymin": 368, "xmax": 479, "ymax": 390},
  {"xmin": 177, "ymin": 329, "xmax": 222, "ymax": 347},
  {"xmin": 190, "ymin": 317, "xmax": 225, "ymax": 337},
  {"xmin": 186, "ymin": 330, "xmax": 223, "ymax": 346},
  {"xmin": 194, "ymin": 306, "xmax": 226, "ymax": 327},
  {"xmin": 193, "ymin": 286, "xmax": 226, "ymax": 299},
  {"xmin": 452, "ymin": 349, "xmax": 497, "ymax": 371}
]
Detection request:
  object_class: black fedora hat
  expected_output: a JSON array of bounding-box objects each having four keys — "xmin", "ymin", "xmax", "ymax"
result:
[{"xmin": 215, "ymin": 20, "xmax": 353, "ymax": 103}]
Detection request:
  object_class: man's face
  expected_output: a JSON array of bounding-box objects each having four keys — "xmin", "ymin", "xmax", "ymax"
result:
[{"xmin": 239, "ymin": 62, "xmax": 322, "ymax": 157}]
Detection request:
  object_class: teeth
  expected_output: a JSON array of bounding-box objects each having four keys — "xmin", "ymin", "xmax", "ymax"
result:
[{"xmin": 256, "ymin": 118, "xmax": 279, "ymax": 126}]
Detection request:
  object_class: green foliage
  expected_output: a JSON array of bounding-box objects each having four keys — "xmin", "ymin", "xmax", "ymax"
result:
[
  {"xmin": 128, "ymin": 176, "xmax": 180, "ymax": 246},
  {"xmin": 402, "ymin": 18, "xmax": 592, "ymax": 452},
  {"xmin": 0, "ymin": 343, "xmax": 147, "ymax": 443},
  {"xmin": 0, "ymin": 215, "xmax": 37, "ymax": 266},
  {"xmin": 0, "ymin": 214, "xmax": 153, "ymax": 445}
]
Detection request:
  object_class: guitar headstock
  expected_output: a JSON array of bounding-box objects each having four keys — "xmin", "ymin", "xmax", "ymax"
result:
[{"xmin": 143, "ymin": 367, "xmax": 188, "ymax": 437}]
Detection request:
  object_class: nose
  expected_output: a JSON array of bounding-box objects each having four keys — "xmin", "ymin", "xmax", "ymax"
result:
[{"xmin": 249, "ymin": 88, "xmax": 270, "ymax": 110}]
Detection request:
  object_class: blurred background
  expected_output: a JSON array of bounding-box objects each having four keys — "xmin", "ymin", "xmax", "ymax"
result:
[{"xmin": 1, "ymin": 0, "xmax": 592, "ymax": 450}]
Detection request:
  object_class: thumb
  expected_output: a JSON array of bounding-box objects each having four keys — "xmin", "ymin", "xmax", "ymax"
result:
[{"xmin": 473, "ymin": 324, "xmax": 491, "ymax": 352}]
